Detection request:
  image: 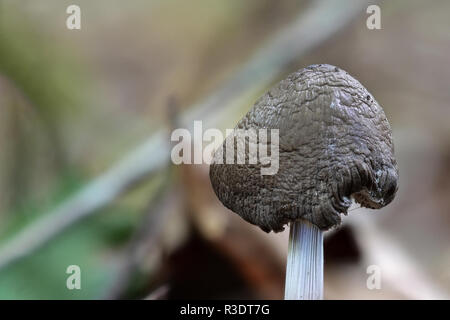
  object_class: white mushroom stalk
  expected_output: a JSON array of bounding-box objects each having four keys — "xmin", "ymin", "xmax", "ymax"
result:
[
  {"xmin": 285, "ymin": 220, "xmax": 323, "ymax": 300},
  {"xmin": 209, "ymin": 64, "xmax": 398, "ymax": 300}
]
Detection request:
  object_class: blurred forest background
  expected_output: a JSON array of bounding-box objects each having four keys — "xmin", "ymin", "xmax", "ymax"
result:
[{"xmin": 0, "ymin": 0, "xmax": 449, "ymax": 299}]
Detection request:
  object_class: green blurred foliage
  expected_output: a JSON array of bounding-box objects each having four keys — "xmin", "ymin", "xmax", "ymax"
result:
[
  {"xmin": 0, "ymin": 3, "xmax": 112, "ymax": 299},
  {"xmin": 0, "ymin": 209, "xmax": 121, "ymax": 299}
]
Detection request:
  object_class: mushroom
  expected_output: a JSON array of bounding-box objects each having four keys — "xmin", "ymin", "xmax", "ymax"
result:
[{"xmin": 209, "ymin": 64, "xmax": 398, "ymax": 299}]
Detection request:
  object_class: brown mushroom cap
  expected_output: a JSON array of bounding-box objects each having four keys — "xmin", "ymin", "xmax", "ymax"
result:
[{"xmin": 209, "ymin": 64, "xmax": 398, "ymax": 232}]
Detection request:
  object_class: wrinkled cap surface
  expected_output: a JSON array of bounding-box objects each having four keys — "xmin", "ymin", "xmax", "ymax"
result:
[{"xmin": 209, "ymin": 64, "xmax": 398, "ymax": 232}]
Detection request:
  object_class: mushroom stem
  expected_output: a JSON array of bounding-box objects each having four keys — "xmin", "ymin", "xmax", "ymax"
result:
[{"xmin": 284, "ymin": 219, "xmax": 324, "ymax": 300}]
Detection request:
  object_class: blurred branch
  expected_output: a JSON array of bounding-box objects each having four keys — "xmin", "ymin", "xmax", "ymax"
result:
[
  {"xmin": 349, "ymin": 216, "xmax": 450, "ymax": 299},
  {"xmin": 145, "ymin": 285, "xmax": 169, "ymax": 300},
  {"xmin": 0, "ymin": 0, "xmax": 369, "ymax": 270}
]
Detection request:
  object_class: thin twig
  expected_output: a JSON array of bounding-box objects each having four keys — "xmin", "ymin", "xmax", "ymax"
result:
[
  {"xmin": 145, "ymin": 285, "xmax": 169, "ymax": 300},
  {"xmin": 103, "ymin": 179, "xmax": 177, "ymax": 299}
]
